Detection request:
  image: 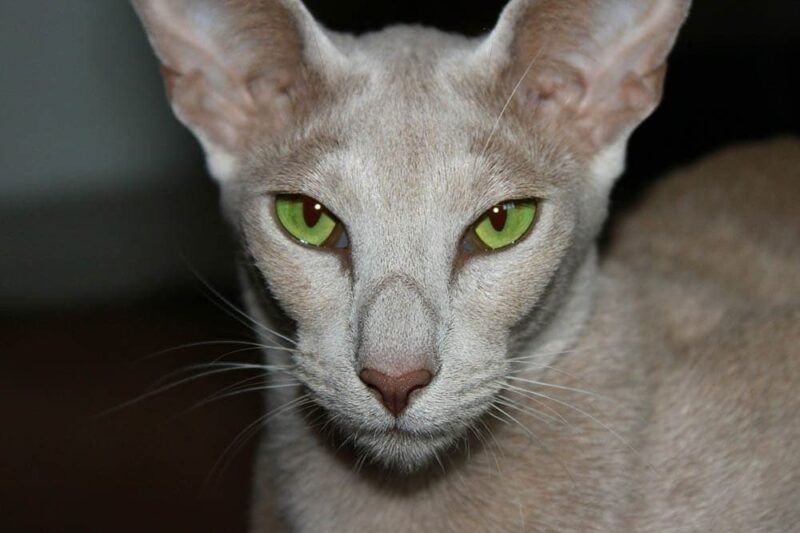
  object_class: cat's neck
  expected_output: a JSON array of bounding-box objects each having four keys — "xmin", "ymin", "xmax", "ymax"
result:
[{"xmin": 510, "ymin": 246, "xmax": 600, "ymax": 372}]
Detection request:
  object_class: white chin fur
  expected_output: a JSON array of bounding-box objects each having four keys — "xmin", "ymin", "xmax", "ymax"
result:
[{"xmin": 353, "ymin": 430, "xmax": 459, "ymax": 473}]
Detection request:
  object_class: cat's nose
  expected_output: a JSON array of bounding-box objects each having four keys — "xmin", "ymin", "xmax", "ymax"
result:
[{"xmin": 359, "ymin": 368, "xmax": 433, "ymax": 417}]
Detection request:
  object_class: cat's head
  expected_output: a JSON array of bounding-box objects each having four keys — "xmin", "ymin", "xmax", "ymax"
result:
[{"xmin": 133, "ymin": 0, "xmax": 689, "ymax": 470}]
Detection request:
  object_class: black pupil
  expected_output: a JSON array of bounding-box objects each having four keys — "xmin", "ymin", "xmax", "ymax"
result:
[
  {"xmin": 302, "ymin": 197, "xmax": 322, "ymax": 227},
  {"xmin": 488, "ymin": 204, "xmax": 508, "ymax": 231}
]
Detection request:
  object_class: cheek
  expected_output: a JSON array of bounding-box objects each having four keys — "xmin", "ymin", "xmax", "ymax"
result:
[
  {"xmin": 442, "ymin": 317, "xmax": 508, "ymax": 367},
  {"xmin": 451, "ymin": 214, "xmax": 575, "ymax": 332},
  {"xmin": 245, "ymin": 215, "xmax": 353, "ymax": 331},
  {"xmin": 452, "ymin": 255, "xmax": 554, "ymax": 330}
]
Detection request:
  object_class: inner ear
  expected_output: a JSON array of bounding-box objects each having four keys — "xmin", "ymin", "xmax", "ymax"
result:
[
  {"xmin": 480, "ymin": 0, "xmax": 690, "ymax": 156},
  {"xmin": 132, "ymin": 0, "xmax": 341, "ymax": 181}
]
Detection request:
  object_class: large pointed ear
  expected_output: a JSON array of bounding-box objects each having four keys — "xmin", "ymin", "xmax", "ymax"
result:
[
  {"xmin": 478, "ymin": 0, "xmax": 690, "ymax": 178},
  {"xmin": 132, "ymin": 0, "xmax": 342, "ymax": 181}
]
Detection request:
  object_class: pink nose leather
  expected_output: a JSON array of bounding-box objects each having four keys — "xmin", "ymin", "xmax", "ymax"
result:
[{"xmin": 359, "ymin": 368, "xmax": 433, "ymax": 416}]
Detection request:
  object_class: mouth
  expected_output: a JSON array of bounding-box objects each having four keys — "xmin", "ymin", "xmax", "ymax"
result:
[
  {"xmin": 304, "ymin": 400, "xmax": 465, "ymax": 473},
  {"xmin": 294, "ymin": 373, "xmax": 503, "ymax": 473}
]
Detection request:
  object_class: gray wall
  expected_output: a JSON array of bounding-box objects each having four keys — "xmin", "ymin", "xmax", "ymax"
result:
[
  {"xmin": 0, "ymin": 0, "xmax": 200, "ymax": 202},
  {"xmin": 0, "ymin": 1, "xmax": 232, "ymax": 310}
]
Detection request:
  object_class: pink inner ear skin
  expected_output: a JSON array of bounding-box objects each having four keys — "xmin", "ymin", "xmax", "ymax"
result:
[
  {"xmin": 168, "ymin": 70, "xmax": 249, "ymax": 151},
  {"xmin": 497, "ymin": 0, "xmax": 690, "ymax": 157},
  {"xmin": 131, "ymin": 0, "xmax": 336, "ymax": 172}
]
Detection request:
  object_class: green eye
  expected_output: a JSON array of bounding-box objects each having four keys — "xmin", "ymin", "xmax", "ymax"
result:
[
  {"xmin": 275, "ymin": 194, "xmax": 346, "ymax": 248},
  {"xmin": 472, "ymin": 200, "xmax": 537, "ymax": 251}
]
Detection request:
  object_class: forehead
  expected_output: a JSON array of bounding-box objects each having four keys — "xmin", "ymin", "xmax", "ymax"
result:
[{"xmin": 243, "ymin": 27, "xmax": 577, "ymax": 220}]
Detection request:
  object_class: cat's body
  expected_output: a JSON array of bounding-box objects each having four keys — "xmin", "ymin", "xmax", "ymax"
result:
[
  {"xmin": 130, "ymin": 1, "xmax": 799, "ymax": 531},
  {"xmin": 248, "ymin": 138, "xmax": 800, "ymax": 532}
]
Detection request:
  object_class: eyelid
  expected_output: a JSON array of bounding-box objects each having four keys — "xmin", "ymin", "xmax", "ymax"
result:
[
  {"xmin": 473, "ymin": 196, "xmax": 534, "ymax": 220},
  {"xmin": 271, "ymin": 192, "xmax": 345, "ymax": 223},
  {"xmin": 467, "ymin": 198, "xmax": 538, "ymax": 227}
]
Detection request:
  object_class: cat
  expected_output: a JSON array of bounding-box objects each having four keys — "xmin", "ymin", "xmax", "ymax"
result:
[{"xmin": 131, "ymin": 0, "xmax": 800, "ymax": 531}]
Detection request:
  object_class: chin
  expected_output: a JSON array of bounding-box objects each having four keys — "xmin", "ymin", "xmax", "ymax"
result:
[
  {"xmin": 306, "ymin": 393, "xmax": 491, "ymax": 473},
  {"xmin": 351, "ymin": 429, "xmax": 460, "ymax": 473}
]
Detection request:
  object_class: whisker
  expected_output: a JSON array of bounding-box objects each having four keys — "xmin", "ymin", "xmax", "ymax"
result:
[
  {"xmin": 353, "ymin": 447, "xmax": 370, "ymax": 475},
  {"xmin": 334, "ymin": 432, "xmax": 356, "ymax": 455},
  {"xmin": 199, "ymin": 286, "xmax": 280, "ymax": 343},
  {"xmin": 151, "ymin": 360, "xmax": 289, "ymax": 388},
  {"xmin": 506, "ymin": 344, "xmax": 607, "ymax": 364},
  {"xmin": 213, "ymin": 395, "xmax": 316, "ymax": 482},
  {"xmin": 461, "ymin": 428, "xmax": 472, "ymax": 462},
  {"xmin": 188, "ymin": 266, "xmax": 297, "ymax": 347},
  {"xmin": 465, "ymin": 423, "xmax": 501, "ymax": 479},
  {"xmin": 206, "ymin": 393, "xmax": 313, "ymax": 484},
  {"xmin": 479, "ymin": 48, "xmax": 544, "ymax": 159},
  {"xmin": 499, "ymin": 382, "xmax": 571, "ymax": 426},
  {"xmin": 136, "ymin": 339, "xmax": 297, "ymax": 364},
  {"xmin": 194, "ymin": 343, "xmax": 295, "ymax": 373},
  {"xmin": 489, "ymin": 403, "xmax": 576, "ymax": 484},
  {"xmin": 191, "ymin": 372, "xmax": 282, "ymax": 403},
  {"xmin": 144, "ymin": 345, "xmax": 283, "ymax": 391},
  {"xmin": 300, "ymin": 403, "xmax": 328, "ymax": 430},
  {"xmin": 476, "ymin": 417, "xmax": 505, "ymax": 474},
  {"xmin": 506, "ymin": 375, "xmax": 618, "ymax": 405},
  {"xmin": 494, "ymin": 396, "xmax": 564, "ymax": 427},
  {"xmin": 506, "ymin": 347, "xmax": 578, "ymax": 362},
  {"xmin": 183, "ymin": 380, "xmax": 299, "ymax": 414},
  {"xmin": 140, "ymin": 340, "xmax": 291, "ymax": 394},
  {"xmin": 507, "ymin": 359, "xmax": 581, "ymax": 381},
  {"xmin": 432, "ymin": 449, "xmax": 446, "ymax": 475},
  {"xmin": 500, "ymin": 384, "xmax": 650, "ymax": 470},
  {"xmin": 99, "ymin": 362, "xmax": 289, "ymax": 416}
]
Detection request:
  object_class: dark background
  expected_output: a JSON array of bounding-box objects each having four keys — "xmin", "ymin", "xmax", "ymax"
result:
[{"xmin": 1, "ymin": 1, "xmax": 797, "ymax": 531}]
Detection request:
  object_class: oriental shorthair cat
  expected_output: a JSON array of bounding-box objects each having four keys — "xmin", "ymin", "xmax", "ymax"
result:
[{"xmin": 132, "ymin": 0, "xmax": 800, "ymax": 530}]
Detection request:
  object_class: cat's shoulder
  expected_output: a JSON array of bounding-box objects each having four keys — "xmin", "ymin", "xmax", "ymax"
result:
[
  {"xmin": 602, "ymin": 138, "xmax": 800, "ymax": 529},
  {"xmin": 605, "ymin": 136, "xmax": 800, "ymax": 372},
  {"xmin": 608, "ymin": 136, "xmax": 800, "ymax": 307},
  {"xmin": 603, "ymin": 137, "xmax": 799, "ymax": 353}
]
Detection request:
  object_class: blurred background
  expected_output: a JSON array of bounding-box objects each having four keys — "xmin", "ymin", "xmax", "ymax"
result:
[{"xmin": 1, "ymin": 1, "xmax": 797, "ymax": 531}]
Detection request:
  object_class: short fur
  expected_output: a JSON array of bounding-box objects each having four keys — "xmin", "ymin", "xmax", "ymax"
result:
[{"xmin": 131, "ymin": 0, "xmax": 799, "ymax": 531}]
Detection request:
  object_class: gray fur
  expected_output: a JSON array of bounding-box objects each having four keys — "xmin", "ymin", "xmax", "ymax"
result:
[{"xmin": 131, "ymin": 0, "xmax": 799, "ymax": 531}]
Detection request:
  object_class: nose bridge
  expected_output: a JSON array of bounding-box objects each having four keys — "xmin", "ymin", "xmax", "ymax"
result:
[
  {"xmin": 354, "ymin": 211, "xmax": 451, "ymax": 302},
  {"xmin": 352, "ymin": 206, "xmax": 454, "ymax": 373},
  {"xmin": 357, "ymin": 273, "xmax": 438, "ymax": 375}
]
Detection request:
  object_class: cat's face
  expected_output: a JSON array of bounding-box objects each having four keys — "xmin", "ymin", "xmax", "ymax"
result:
[
  {"xmin": 232, "ymin": 33, "xmax": 598, "ymax": 467},
  {"xmin": 133, "ymin": 0, "xmax": 689, "ymax": 470}
]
